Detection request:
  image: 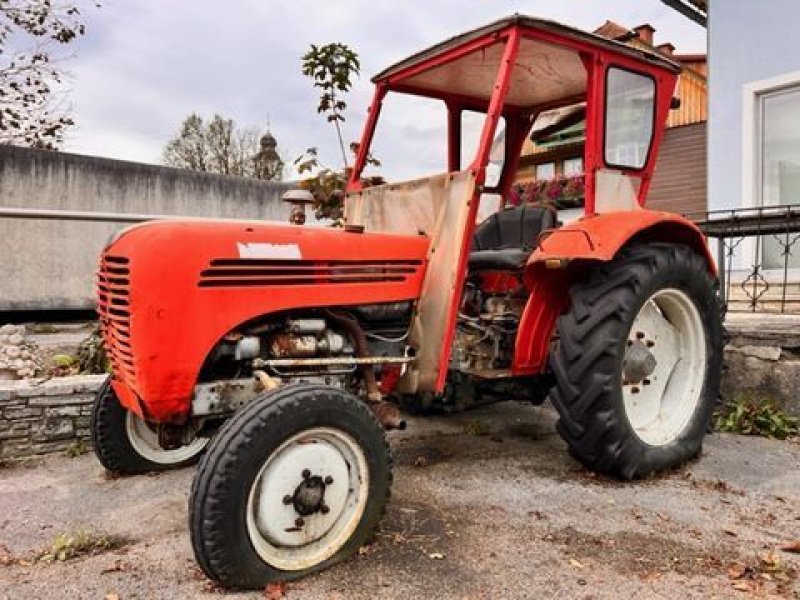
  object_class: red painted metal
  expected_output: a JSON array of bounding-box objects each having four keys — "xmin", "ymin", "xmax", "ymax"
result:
[
  {"xmin": 525, "ymin": 210, "xmax": 716, "ymax": 274},
  {"xmin": 100, "ymin": 220, "xmax": 428, "ymax": 422},
  {"xmin": 100, "ymin": 16, "xmax": 700, "ymax": 425},
  {"xmin": 348, "ymin": 84, "xmax": 387, "ymax": 192},
  {"xmin": 383, "ymin": 30, "xmax": 509, "ymax": 88},
  {"xmin": 512, "ymin": 273, "xmax": 570, "ymax": 375},
  {"xmin": 446, "ymin": 102, "xmax": 462, "ymax": 172},
  {"xmin": 433, "ymin": 28, "xmax": 521, "ymax": 391}
]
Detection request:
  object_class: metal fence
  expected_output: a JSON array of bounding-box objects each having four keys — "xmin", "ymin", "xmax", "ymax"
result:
[{"xmin": 692, "ymin": 204, "xmax": 800, "ymax": 314}]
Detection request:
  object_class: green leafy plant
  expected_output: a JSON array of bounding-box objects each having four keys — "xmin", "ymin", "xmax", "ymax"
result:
[
  {"xmin": 302, "ymin": 42, "xmax": 360, "ymax": 168},
  {"xmin": 465, "ymin": 418, "xmax": 489, "ymax": 437},
  {"xmin": 65, "ymin": 439, "xmax": 88, "ymax": 458},
  {"xmin": 715, "ymin": 393, "xmax": 798, "ymax": 440},
  {"xmin": 39, "ymin": 530, "xmax": 127, "ymax": 562},
  {"xmin": 297, "ymin": 43, "xmax": 383, "ymax": 222},
  {"xmin": 77, "ymin": 324, "xmax": 110, "ymax": 375}
]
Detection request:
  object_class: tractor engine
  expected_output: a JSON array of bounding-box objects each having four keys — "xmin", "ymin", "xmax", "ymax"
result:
[
  {"xmin": 453, "ymin": 275, "xmax": 526, "ymax": 374},
  {"xmin": 198, "ymin": 303, "xmax": 413, "ymax": 414}
]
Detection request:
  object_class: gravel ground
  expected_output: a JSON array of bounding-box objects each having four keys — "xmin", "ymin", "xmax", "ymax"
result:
[{"xmin": 0, "ymin": 402, "xmax": 798, "ymax": 599}]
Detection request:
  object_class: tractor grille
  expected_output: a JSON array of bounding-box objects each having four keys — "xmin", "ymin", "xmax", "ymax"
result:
[
  {"xmin": 198, "ymin": 259, "xmax": 424, "ymax": 288},
  {"xmin": 96, "ymin": 255, "xmax": 136, "ymax": 390}
]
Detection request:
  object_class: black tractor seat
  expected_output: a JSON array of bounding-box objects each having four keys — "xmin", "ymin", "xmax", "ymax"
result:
[{"xmin": 468, "ymin": 204, "xmax": 557, "ymax": 272}]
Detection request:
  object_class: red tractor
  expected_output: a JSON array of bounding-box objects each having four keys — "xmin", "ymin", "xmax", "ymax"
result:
[{"xmin": 91, "ymin": 16, "xmax": 722, "ymax": 589}]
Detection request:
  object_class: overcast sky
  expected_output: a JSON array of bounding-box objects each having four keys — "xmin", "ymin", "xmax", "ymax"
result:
[{"xmin": 63, "ymin": 0, "xmax": 706, "ymax": 179}]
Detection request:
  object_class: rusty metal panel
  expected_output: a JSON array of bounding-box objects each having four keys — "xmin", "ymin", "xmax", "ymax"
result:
[
  {"xmin": 397, "ymin": 171, "xmax": 477, "ymax": 393},
  {"xmin": 402, "ymin": 37, "xmax": 586, "ymax": 109},
  {"xmin": 344, "ymin": 172, "xmax": 451, "ymax": 235}
]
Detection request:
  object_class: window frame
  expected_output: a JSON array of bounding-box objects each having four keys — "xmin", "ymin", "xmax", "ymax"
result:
[
  {"xmin": 602, "ymin": 65, "xmax": 658, "ymax": 172},
  {"xmin": 535, "ymin": 162, "xmax": 556, "ymax": 180},
  {"xmin": 742, "ymin": 69, "xmax": 800, "ymax": 209},
  {"xmin": 563, "ymin": 156, "xmax": 584, "ymax": 176}
]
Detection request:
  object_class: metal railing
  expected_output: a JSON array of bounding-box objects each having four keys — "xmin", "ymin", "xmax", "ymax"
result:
[
  {"xmin": 0, "ymin": 206, "xmax": 199, "ymax": 223},
  {"xmin": 691, "ymin": 204, "xmax": 800, "ymax": 314}
]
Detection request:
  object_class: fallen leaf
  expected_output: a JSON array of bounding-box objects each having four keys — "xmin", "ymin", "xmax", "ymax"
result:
[
  {"xmin": 779, "ymin": 540, "xmax": 800, "ymax": 554},
  {"xmin": 732, "ymin": 580, "xmax": 759, "ymax": 593},
  {"xmin": 104, "ymin": 594, "xmax": 120, "ymax": 600},
  {"xmin": 723, "ymin": 529, "xmax": 738, "ymax": 537},
  {"xmin": 0, "ymin": 545, "xmax": 12, "ymax": 567},
  {"xmin": 264, "ymin": 581, "xmax": 286, "ymax": 599},
  {"xmin": 428, "ymin": 552, "xmax": 445, "ymax": 560},
  {"xmin": 101, "ymin": 559, "xmax": 129, "ymax": 574},
  {"xmin": 727, "ymin": 563, "xmax": 747, "ymax": 579},
  {"xmin": 569, "ymin": 558, "xmax": 584, "ymax": 569}
]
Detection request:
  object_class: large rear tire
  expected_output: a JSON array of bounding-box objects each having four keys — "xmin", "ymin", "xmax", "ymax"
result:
[
  {"xmin": 91, "ymin": 377, "xmax": 208, "ymax": 473},
  {"xmin": 189, "ymin": 384, "xmax": 392, "ymax": 589},
  {"xmin": 549, "ymin": 243, "xmax": 722, "ymax": 479}
]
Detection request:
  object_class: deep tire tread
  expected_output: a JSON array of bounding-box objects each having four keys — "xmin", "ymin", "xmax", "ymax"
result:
[
  {"xmin": 189, "ymin": 384, "xmax": 392, "ymax": 589},
  {"xmin": 90, "ymin": 376, "xmax": 203, "ymax": 474},
  {"xmin": 549, "ymin": 243, "xmax": 723, "ymax": 479}
]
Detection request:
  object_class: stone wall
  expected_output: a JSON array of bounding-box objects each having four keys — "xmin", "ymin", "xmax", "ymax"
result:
[
  {"xmin": 0, "ymin": 375, "xmax": 106, "ymax": 459},
  {"xmin": 721, "ymin": 315, "xmax": 800, "ymax": 417},
  {"xmin": 0, "ymin": 144, "xmax": 292, "ymax": 311}
]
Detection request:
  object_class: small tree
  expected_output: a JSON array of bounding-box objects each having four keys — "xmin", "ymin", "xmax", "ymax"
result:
[
  {"xmin": 163, "ymin": 113, "xmax": 284, "ymax": 181},
  {"xmin": 0, "ymin": 0, "xmax": 98, "ymax": 149},
  {"xmin": 297, "ymin": 42, "xmax": 382, "ymax": 221}
]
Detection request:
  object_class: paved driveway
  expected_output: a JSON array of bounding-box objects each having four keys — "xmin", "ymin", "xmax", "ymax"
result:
[{"xmin": 1, "ymin": 402, "xmax": 798, "ymax": 599}]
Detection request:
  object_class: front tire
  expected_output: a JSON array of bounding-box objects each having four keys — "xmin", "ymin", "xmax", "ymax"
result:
[
  {"xmin": 549, "ymin": 243, "xmax": 722, "ymax": 479},
  {"xmin": 91, "ymin": 377, "xmax": 208, "ymax": 473},
  {"xmin": 190, "ymin": 384, "xmax": 392, "ymax": 589}
]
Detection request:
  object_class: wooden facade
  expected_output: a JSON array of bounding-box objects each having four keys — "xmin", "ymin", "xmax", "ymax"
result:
[{"xmin": 648, "ymin": 122, "xmax": 707, "ymax": 215}]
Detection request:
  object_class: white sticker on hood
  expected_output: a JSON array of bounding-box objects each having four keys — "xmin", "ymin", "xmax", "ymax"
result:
[{"xmin": 237, "ymin": 242, "xmax": 302, "ymax": 259}]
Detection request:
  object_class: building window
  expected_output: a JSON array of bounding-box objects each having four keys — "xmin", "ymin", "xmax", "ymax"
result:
[
  {"xmin": 536, "ymin": 162, "xmax": 555, "ymax": 180},
  {"xmin": 758, "ymin": 84, "xmax": 800, "ymax": 207},
  {"xmin": 563, "ymin": 157, "xmax": 583, "ymax": 176},
  {"xmin": 745, "ymin": 74, "xmax": 800, "ymax": 270}
]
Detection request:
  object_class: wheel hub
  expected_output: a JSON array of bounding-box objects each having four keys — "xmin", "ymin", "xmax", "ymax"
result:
[
  {"xmin": 291, "ymin": 474, "xmax": 328, "ymax": 516},
  {"xmin": 623, "ymin": 340, "xmax": 657, "ymax": 384},
  {"xmin": 252, "ymin": 439, "xmax": 352, "ymax": 548}
]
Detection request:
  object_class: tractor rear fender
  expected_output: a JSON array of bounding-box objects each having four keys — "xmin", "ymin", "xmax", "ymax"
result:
[{"xmin": 512, "ymin": 210, "xmax": 715, "ymax": 376}]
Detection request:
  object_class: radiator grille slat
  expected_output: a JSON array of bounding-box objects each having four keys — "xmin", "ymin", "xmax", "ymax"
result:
[
  {"xmin": 96, "ymin": 255, "xmax": 136, "ymax": 391},
  {"xmin": 198, "ymin": 258, "xmax": 423, "ymax": 289}
]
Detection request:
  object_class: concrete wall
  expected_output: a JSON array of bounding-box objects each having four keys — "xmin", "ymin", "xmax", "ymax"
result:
[
  {"xmin": 0, "ymin": 145, "xmax": 292, "ymax": 311},
  {"xmin": 708, "ymin": 0, "xmax": 800, "ymax": 212}
]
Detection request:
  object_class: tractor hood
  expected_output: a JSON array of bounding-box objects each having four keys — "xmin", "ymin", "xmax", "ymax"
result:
[{"xmin": 97, "ymin": 219, "xmax": 428, "ymax": 422}]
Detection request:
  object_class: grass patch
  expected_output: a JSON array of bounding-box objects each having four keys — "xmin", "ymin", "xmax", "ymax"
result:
[
  {"xmin": 464, "ymin": 418, "xmax": 489, "ymax": 437},
  {"xmin": 65, "ymin": 439, "xmax": 89, "ymax": 458},
  {"xmin": 38, "ymin": 530, "xmax": 129, "ymax": 562},
  {"xmin": 715, "ymin": 393, "xmax": 798, "ymax": 440}
]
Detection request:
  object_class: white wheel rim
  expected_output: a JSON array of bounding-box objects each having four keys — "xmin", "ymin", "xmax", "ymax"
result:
[
  {"xmin": 246, "ymin": 427, "xmax": 369, "ymax": 572},
  {"xmin": 125, "ymin": 412, "xmax": 208, "ymax": 465},
  {"xmin": 622, "ymin": 288, "xmax": 707, "ymax": 446}
]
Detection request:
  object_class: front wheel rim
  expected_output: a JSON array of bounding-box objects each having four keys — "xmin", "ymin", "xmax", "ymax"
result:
[
  {"xmin": 621, "ymin": 288, "xmax": 707, "ymax": 446},
  {"xmin": 124, "ymin": 412, "xmax": 208, "ymax": 465},
  {"xmin": 245, "ymin": 427, "xmax": 369, "ymax": 572}
]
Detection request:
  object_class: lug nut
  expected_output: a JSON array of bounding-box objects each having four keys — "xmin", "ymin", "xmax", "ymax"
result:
[
  {"xmin": 631, "ymin": 386, "xmax": 640, "ymax": 394},
  {"xmin": 646, "ymin": 340, "xmax": 655, "ymax": 348},
  {"xmin": 295, "ymin": 517, "xmax": 304, "ymax": 527},
  {"xmin": 324, "ymin": 476, "xmax": 333, "ymax": 485},
  {"xmin": 301, "ymin": 469, "xmax": 311, "ymax": 480},
  {"xmin": 643, "ymin": 379, "xmax": 651, "ymax": 386},
  {"xmin": 283, "ymin": 495, "xmax": 293, "ymax": 505},
  {"xmin": 320, "ymin": 504, "xmax": 330, "ymax": 514},
  {"xmin": 636, "ymin": 331, "xmax": 645, "ymax": 339}
]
